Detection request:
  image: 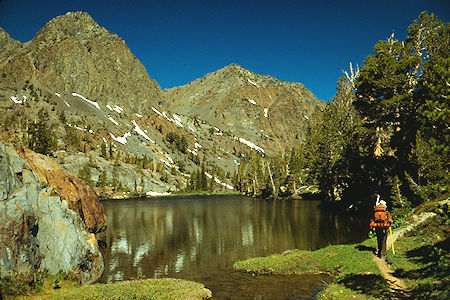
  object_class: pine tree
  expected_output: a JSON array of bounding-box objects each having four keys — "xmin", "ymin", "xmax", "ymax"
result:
[
  {"xmin": 28, "ymin": 108, "xmax": 57, "ymax": 155},
  {"xmin": 97, "ymin": 169, "xmax": 107, "ymax": 187},
  {"xmin": 353, "ymin": 12, "xmax": 449, "ymax": 205},
  {"xmin": 140, "ymin": 173, "xmax": 146, "ymax": 195},
  {"xmin": 100, "ymin": 142, "xmax": 107, "ymax": 158},
  {"xmin": 109, "ymin": 142, "xmax": 113, "ymax": 160},
  {"xmin": 78, "ymin": 162, "xmax": 93, "ymax": 186},
  {"xmin": 413, "ymin": 13, "xmax": 449, "ymax": 199},
  {"xmin": 210, "ymin": 168, "xmax": 216, "ymax": 192},
  {"xmin": 201, "ymin": 165, "xmax": 208, "ymax": 190},
  {"xmin": 195, "ymin": 169, "xmax": 202, "ymax": 191}
]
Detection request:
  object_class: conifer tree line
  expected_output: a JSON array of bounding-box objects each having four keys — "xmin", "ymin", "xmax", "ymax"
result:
[
  {"xmin": 185, "ymin": 164, "xmax": 229, "ymax": 192},
  {"xmin": 4, "ymin": 105, "xmax": 58, "ymax": 156},
  {"xmin": 234, "ymin": 12, "xmax": 448, "ymax": 215}
]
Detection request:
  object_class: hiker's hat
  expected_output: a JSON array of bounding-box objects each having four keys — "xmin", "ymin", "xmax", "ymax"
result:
[{"xmin": 379, "ymin": 200, "xmax": 386, "ymax": 206}]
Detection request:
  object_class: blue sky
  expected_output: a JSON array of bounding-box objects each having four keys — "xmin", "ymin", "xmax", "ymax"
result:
[{"xmin": 0, "ymin": 0, "xmax": 448, "ymax": 100}]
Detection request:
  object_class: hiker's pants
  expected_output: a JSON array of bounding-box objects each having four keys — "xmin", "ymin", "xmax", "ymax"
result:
[{"xmin": 375, "ymin": 227, "xmax": 387, "ymax": 258}]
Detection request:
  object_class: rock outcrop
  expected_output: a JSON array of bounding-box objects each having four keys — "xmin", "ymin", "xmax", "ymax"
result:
[
  {"xmin": 0, "ymin": 142, "xmax": 104, "ymax": 284},
  {"xmin": 17, "ymin": 148, "xmax": 107, "ymax": 234}
]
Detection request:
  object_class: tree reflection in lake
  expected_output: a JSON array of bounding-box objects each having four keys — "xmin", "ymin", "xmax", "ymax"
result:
[{"xmin": 97, "ymin": 195, "xmax": 367, "ymax": 299}]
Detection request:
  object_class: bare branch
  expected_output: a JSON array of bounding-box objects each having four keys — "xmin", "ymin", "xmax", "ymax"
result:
[{"xmin": 343, "ymin": 62, "xmax": 360, "ymax": 90}]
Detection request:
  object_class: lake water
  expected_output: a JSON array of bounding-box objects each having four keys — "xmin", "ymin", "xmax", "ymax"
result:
[{"xmin": 97, "ymin": 195, "xmax": 368, "ymax": 299}]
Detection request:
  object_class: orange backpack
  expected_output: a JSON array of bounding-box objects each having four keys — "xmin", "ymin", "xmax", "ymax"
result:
[
  {"xmin": 374, "ymin": 205, "xmax": 388, "ymax": 223},
  {"xmin": 369, "ymin": 205, "xmax": 391, "ymax": 228}
]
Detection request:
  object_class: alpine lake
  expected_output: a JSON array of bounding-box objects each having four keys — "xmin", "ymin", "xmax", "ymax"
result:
[{"xmin": 97, "ymin": 195, "xmax": 368, "ymax": 299}]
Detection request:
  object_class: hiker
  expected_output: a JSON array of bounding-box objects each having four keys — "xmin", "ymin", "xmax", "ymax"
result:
[{"xmin": 370, "ymin": 195, "xmax": 393, "ymax": 258}]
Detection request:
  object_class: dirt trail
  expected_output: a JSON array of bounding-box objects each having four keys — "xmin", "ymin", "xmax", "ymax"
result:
[
  {"xmin": 373, "ymin": 212, "xmax": 436, "ymax": 298},
  {"xmin": 373, "ymin": 256, "xmax": 410, "ymax": 298}
]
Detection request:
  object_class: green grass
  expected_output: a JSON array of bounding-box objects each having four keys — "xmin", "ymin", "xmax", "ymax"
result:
[
  {"xmin": 7, "ymin": 278, "xmax": 211, "ymax": 300},
  {"xmin": 316, "ymin": 283, "xmax": 378, "ymax": 300},
  {"xmin": 234, "ymin": 200, "xmax": 449, "ymax": 299},
  {"xmin": 234, "ymin": 241, "xmax": 380, "ymax": 277},
  {"xmin": 234, "ymin": 239, "xmax": 390, "ymax": 299},
  {"xmin": 386, "ymin": 214, "xmax": 450, "ymax": 299}
]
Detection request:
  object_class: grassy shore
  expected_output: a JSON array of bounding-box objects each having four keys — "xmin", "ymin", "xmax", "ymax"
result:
[
  {"xmin": 383, "ymin": 213, "xmax": 449, "ymax": 299},
  {"xmin": 234, "ymin": 238, "xmax": 389, "ymax": 299},
  {"xmin": 3, "ymin": 277, "xmax": 211, "ymax": 300},
  {"xmin": 233, "ymin": 199, "xmax": 449, "ymax": 299}
]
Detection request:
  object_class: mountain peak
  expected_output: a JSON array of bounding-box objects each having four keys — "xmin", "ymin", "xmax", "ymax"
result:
[
  {"xmin": 0, "ymin": 27, "xmax": 9, "ymax": 38},
  {"xmin": 0, "ymin": 28, "xmax": 12, "ymax": 45},
  {"xmin": 33, "ymin": 11, "xmax": 119, "ymax": 44},
  {"xmin": 54, "ymin": 11, "xmax": 96, "ymax": 24},
  {"xmin": 222, "ymin": 63, "xmax": 245, "ymax": 70},
  {"xmin": 44, "ymin": 11, "xmax": 99, "ymax": 31},
  {"xmin": 218, "ymin": 63, "xmax": 254, "ymax": 76},
  {"xmin": 0, "ymin": 27, "xmax": 21, "ymax": 64},
  {"xmin": 209, "ymin": 64, "xmax": 302, "ymax": 89}
]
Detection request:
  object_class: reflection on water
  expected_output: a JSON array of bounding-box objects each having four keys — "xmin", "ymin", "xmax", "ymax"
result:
[{"xmin": 98, "ymin": 195, "xmax": 367, "ymax": 299}]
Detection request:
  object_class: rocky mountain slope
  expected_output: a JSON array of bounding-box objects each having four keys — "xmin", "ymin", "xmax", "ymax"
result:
[
  {"xmin": 0, "ymin": 11, "xmax": 162, "ymax": 114},
  {"xmin": 164, "ymin": 64, "xmax": 323, "ymax": 153},
  {"xmin": 0, "ymin": 11, "xmax": 323, "ymax": 196}
]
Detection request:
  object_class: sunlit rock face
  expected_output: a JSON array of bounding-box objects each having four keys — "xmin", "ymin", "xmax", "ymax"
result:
[
  {"xmin": 18, "ymin": 148, "xmax": 107, "ymax": 234},
  {"xmin": 0, "ymin": 11, "xmax": 162, "ymax": 115},
  {"xmin": 0, "ymin": 142, "xmax": 104, "ymax": 284}
]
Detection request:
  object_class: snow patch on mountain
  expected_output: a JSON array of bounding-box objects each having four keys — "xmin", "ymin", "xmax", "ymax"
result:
[
  {"xmin": 10, "ymin": 96, "xmax": 27, "ymax": 104},
  {"xmin": 72, "ymin": 92, "xmax": 100, "ymax": 110},
  {"xmin": 152, "ymin": 107, "xmax": 163, "ymax": 116},
  {"xmin": 214, "ymin": 177, "xmax": 234, "ymax": 190},
  {"xmin": 204, "ymin": 172, "xmax": 234, "ymax": 190},
  {"xmin": 132, "ymin": 120, "xmax": 155, "ymax": 143},
  {"xmin": 248, "ymin": 79, "xmax": 258, "ymax": 86},
  {"xmin": 108, "ymin": 116, "xmax": 119, "ymax": 126},
  {"xmin": 159, "ymin": 158, "xmax": 171, "ymax": 167},
  {"xmin": 172, "ymin": 114, "xmax": 184, "ymax": 127},
  {"xmin": 113, "ymin": 105, "xmax": 123, "ymax": 114},
  {"xmin": 237, "ymin": 137, "xmax": 265, "ymax": 153},
  {"xmin": 213, "ymin": 127, "xmax": 223, "ymax": 136},
  {"xmin": 162, "ymin": 111, "xmax": 173, "ymax": 122},
  {"xmin": 109, "ymin": 132, "xmax": 131, "ymax": 144},
  {"xmin": 66, "ymin": 123, "xmax": 94, "ymax": 134},
  {"xmin": 187, "ymin": 149, "xmax": 198, "ymax": 156}
]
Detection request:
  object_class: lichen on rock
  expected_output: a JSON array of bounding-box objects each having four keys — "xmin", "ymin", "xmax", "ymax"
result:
[
  {"xmin": 0, "ymin": 142, "xmax": 104, "ymax": 284},
  {"xmin": 17, "ymin": 148, "xmax": 107, "ymax": 234}
]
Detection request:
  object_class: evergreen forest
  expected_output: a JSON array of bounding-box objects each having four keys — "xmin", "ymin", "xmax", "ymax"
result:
[{"xmin": 233, "ymin": 12, "xmax": 449, "ymax": 218}]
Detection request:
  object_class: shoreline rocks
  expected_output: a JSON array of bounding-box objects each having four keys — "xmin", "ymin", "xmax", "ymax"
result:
[
  {"xmin": 0, "ymin": 142, "xmax": 105, "ymax": 284},
  {"xmin": 18, "ymin": 148, "xmax": 107, "ymax": 234}
]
